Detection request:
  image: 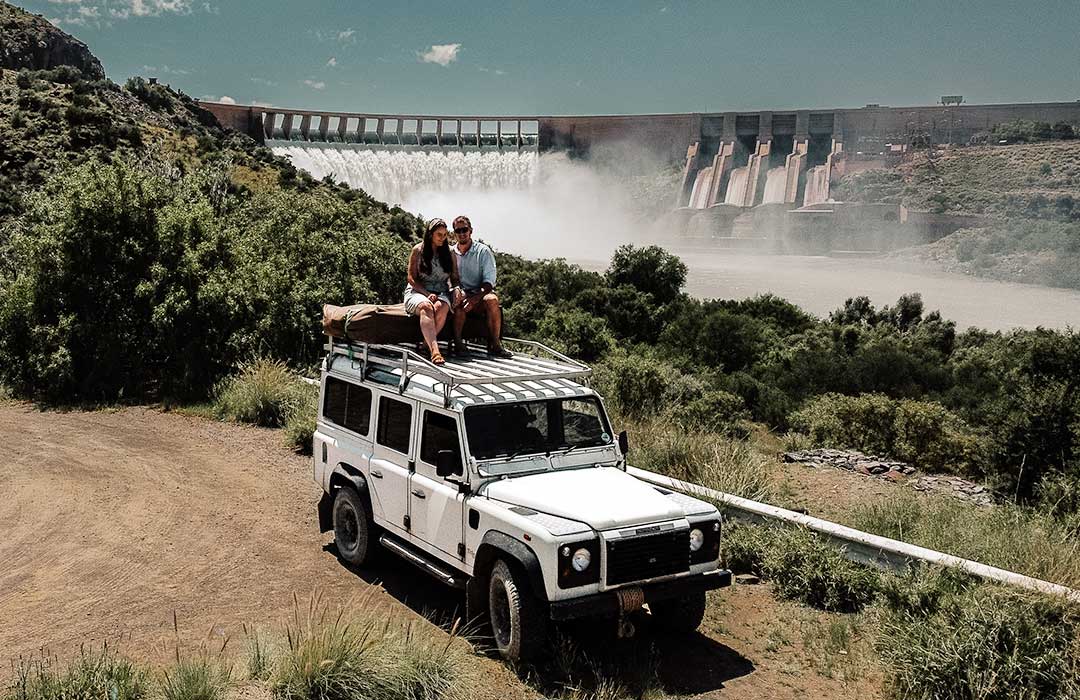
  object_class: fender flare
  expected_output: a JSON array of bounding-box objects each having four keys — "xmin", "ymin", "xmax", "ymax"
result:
[
  {"xmin": 318, "ymin": 463, "xmax": 370, "ymax": 533},
  {"xmin": 467, "ymin": 530, "xmax": 548, "ymax": 620}
]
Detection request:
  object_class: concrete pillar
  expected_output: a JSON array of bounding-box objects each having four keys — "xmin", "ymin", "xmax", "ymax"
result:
[
  {"xmin": 744, "ymin": 139, "xmax": 772, "ymax": 207},
  {"xmin": 436, "ymin": 120, "xmax": 443, "ymax": 147},
  {"xmin": 456, "ymin": 120, "xmax": 463, "ymax": 148},
  {"xmin": 263, "ymin": 111, "xmax": 276, "ymax": 140},
  {"xmin": 475, "ymin": 120, "xmax": 481, "ymax": 148},
  {"xmin": 783, "ymin": 140, "xmax": 809, "ymax": 203},
  {"xmin": 318, "ymin": 115, "xmax": 330, "ymax": 142},
  {"xmin": 675, "ymin": 141, "xmax": 702, "ymax": 208},
  {"xmin": 337, "ymin": 116, "xmax": 348, "ymax": 142},
  {"xmin": 706, "ymin": 141, "xmax": 735, "ymax": 207},
  {"xmin": 396, "ymin": 119, "xmax": 404, "ymax": 145},
  {"xmin": 376, "ymin": 118, "xmax": 385, "ymax": 144},
  {"xmin": 795, "ymin": 111, "xmax": 810, "ymax": 140},
  {"xmin": 299, "ymin": 115, "xmax": 312, "ymax": 141},
  {"xmin": 517, "ymin": 121, "xmax": 522, "ymax": 150},
  {"xmin": 281, "ymin": 113, "xmax": 294, "ymax": 140},
  {"xmin": 415, "ymin": 118, "xmax": 422, "ymax": 146},
  {"xmin": 497, "ymin": 121, "xmax": 502, "ymax": 149},
  {"xmin": 758, "ymin": 112, "xmax": 774, "ymax": 143},
  {"xmin": 721, "ymin": 112, "xmax": 737, "ymax": 141}
]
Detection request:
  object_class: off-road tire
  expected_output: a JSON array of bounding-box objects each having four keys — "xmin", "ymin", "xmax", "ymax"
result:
[
  {"xmin": 332, "ymin": 487, "xmax": 373, "ymax": 566},
  {"xmin": 650, "ymin": 588, "xmax": 707, "ymax": 633},
  {"xmin": 488, "ymin": 559, "xmax": 547, "ymax": 661}
]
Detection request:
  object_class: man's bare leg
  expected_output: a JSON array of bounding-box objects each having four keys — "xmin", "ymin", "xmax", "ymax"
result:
[{"xmin": 483, "ymin": 293, "xmax": 512, "ymax": 357}]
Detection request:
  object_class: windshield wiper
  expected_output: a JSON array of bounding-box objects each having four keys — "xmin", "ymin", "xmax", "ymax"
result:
[{"xmin": 551, "ymin": 443, "xmax": 580, "ymax": 456}]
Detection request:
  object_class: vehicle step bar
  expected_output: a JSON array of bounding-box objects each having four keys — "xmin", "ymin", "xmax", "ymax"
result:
[{"xmin": 379, "ymin": 534, "xmax": 467, "ymax": 589}]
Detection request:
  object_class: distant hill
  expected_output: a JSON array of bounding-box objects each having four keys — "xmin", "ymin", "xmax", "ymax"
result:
[
  {"xmin": 833, "ymin": 142, "xmax": 1080, "ymax": 289},
  {"xmin": 0, "ymin": 2, "xmax": 103, "ymax": 77}
]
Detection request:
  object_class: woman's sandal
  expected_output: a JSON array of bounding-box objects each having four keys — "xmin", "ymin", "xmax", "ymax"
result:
[{"xmin": 430, "ymin": 351, "xmax": 445, "ymax": 366}]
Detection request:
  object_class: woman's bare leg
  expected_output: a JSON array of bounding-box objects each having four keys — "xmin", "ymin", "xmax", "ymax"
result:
[{"xmin": 417, "ymin": 301, "xmax": 439, "ymax": 355}]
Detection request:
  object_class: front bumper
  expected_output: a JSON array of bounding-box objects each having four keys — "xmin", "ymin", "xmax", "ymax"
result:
[{"xmin": 549, "ymin": 568, "xmax": 732, "ymax": 621}]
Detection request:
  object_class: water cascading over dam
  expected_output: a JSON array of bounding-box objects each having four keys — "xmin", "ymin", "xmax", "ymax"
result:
[{"xmin": 269, "ymin": 144, "xmax": 539, "ymax": 207}]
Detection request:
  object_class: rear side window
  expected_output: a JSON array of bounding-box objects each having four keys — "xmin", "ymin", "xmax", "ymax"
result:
[
  {"xmin": 322, "ymin": 377, "xmax": 372, "ymax": 436},
  {"xmin": 420, "ymin": 411, "xmax": 462, "ymax": 471},
  {"xmin": 377, "ymin": 396, "xmax": 413, "ymax": 454}
]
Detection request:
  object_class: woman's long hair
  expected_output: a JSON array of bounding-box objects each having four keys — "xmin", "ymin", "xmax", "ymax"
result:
[{"xmin": 421, "ymin": 218, "xmax": 453, "ymax": 276}]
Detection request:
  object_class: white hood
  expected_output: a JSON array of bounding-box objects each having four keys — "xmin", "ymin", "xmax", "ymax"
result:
[{"xmin": 483, "ymin": 467, "xmax": 686, "ymax": 531}]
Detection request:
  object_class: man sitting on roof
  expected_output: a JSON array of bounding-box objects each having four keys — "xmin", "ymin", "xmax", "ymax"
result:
[{"xmin": 451, "ymin": 215, "xmax": 513, "ymax": 358}]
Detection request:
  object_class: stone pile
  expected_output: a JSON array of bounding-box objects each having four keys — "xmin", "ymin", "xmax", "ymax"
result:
[
  {"xmin": 782, "ymin": 448, "xmax": 915, "ymax": 479},
  {"xmin": 911, "ymin": 475, "xmax": 994, "ymax": 506}
]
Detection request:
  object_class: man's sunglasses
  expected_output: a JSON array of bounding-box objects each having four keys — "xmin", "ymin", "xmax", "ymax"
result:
[{"xmin": 453, "ymin": 227, "xmax": 471, "ymax": 234}]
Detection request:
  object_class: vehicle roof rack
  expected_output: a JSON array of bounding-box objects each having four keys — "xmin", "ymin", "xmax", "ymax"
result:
[{"xmin": 325, "ymin": 336, "xmax": 591, "ymax": 407}]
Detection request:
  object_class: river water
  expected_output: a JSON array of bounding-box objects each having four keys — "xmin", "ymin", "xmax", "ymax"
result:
[{"xmin": 573, "ymin": 246, "xmax": 1080, "ymax": 331}]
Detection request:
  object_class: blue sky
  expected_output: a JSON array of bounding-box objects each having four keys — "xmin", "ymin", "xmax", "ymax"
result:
[{"xmin": 19, "ymin": 0, "xmax": 1080, "ymax": 115}]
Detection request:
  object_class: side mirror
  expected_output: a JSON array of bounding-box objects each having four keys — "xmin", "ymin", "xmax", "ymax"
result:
[
  {"xmin": 436, "ymin": 449, "xmax": 462, "ymax": 478},
  {"xmin": 618, "ymin": 430, "xmax": 629, "ymax": 456}
]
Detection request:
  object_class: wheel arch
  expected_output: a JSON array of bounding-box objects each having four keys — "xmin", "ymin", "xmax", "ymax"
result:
[
  {"xmin": 467, "ymin": 530, "xmax": 548, "ymax": 621},
  {"xmin": 318, "ymin": 463, "xmax": 371, "ymax": 533}
]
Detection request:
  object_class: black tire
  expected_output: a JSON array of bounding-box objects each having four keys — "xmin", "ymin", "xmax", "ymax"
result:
[
  {"xmin": 488, "ymin": 559, "xmax": 548, "ymax": 661},
  {"xmin": 650, "ymin": 589, "xmax": 707, "ymax": 633},
  {"xmin": 332, "ymin": 487, "xmax": 373, "ymax": 566}
]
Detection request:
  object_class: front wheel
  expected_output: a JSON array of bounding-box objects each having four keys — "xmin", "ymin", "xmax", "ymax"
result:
[
  {"xmin": 332, "ymin": 487, "xmax": 373, "ymax": 566},
  {"xmin": 650, "ymin": 589, "xmax": 707, "ymax": 633},
  {"xmin": 488, "ymin": 559, "xmax": 548, "ymax": 661}
]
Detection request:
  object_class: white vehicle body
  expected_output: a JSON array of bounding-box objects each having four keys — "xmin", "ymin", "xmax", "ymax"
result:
[{"xmin": 313, "ymin": 338, "xmax": 730, "ymax": 659}]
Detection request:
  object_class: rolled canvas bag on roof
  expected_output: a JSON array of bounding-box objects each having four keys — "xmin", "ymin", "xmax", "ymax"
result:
[{"xmin": 322, "ymin": 303, "xmax": 491, "ymax": 344}]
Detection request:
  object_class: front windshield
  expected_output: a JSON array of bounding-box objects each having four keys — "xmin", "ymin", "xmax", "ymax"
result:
[{"xmin": 464, "ymin": 397, "xmax": 612, "ymax": 462}]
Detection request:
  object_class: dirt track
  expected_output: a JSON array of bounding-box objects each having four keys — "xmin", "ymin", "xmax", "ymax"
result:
[{"xmin": 0, "ymin": 403, "xmax": 879, "ymax": 698}]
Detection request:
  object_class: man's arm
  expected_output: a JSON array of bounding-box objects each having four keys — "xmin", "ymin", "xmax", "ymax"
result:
[{"xmin": 480, "ymin": 246, "xmax": 497, "ymax": 292}]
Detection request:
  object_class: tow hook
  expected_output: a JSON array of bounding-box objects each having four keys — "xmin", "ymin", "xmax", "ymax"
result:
[{"xmin": 615, "ymin": 587, "xmax": 644, "ymax": 639}]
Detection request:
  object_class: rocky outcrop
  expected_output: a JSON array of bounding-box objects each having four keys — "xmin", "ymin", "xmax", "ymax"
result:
[{"xmin": 0, "ymin": 2, "xmax": 105, "ymax": 79}]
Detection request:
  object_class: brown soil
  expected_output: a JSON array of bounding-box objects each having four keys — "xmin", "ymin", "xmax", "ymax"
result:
[{"xmin": 0, "ymin": 402, "xmax": 881, "ymax": 699}]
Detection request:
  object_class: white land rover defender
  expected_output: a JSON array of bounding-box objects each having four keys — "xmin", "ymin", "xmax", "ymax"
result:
[{"xmin": 313, "ymin": 337, "xmax": 731, "ymax": 660}]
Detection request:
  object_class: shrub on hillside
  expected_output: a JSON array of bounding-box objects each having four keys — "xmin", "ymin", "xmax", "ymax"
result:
[
  {"xmin": 877, "ymin": 574, "xmax": 1080, "ymax": 700},
  {"xmin": 605, "ymin": 244, "xmax": 687, "ymax": 305},
  {"xmin": 791, "ymin": 393, "xmax": 987, "ymax": 473},
  {"xmin": 534, "ymin": 307, "xmax": 614, "ymax": 362},
  {"xmin": 213, "ymin": 360, "xmax": 309, "ymax": 429},
  {"xmin": 283, "ymin": 383, "xmax": 318, "ymax": 454},
  {"xmin": 669, "ymin": 389, "xmax": 749, "ymax": 434},
  {"xmin": 0, "ymin": 160, "xmax": 414, "ymax": 402}
]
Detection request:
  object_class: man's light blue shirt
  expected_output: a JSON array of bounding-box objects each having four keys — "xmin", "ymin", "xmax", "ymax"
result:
[{"xmin": 454, "ymin": 241, "xmax": 497, "ymax": 291}]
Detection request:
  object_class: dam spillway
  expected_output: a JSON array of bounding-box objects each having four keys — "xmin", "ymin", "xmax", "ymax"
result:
[{"xmin": 269, "ymin": 143, "xmax": 538, "ymax": 206}]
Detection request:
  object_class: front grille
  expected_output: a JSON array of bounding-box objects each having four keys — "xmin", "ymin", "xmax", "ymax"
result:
[{"xmin": 606, "ymin": 529, "xmax": 689, "ymax": 586}]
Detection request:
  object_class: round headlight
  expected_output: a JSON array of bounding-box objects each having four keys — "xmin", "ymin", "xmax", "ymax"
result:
[
  {"xmin": 689, "ymin": 528, "xmax": 705, "ymax": 552},
  {"xmin": 571, "ymin": 548, "xmax": 592, "ymax": 572}
]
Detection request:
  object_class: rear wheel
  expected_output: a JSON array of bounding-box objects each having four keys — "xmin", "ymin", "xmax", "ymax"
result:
[
  {"xmin": 332, "ymin": 487, "xmax": 373, "ymax": 566},
  {"xmin": 488, "ymin": 559, "xmax": 547, "ymax": 661},
  {"xmin": 650, "ymin": 589, "xmax": 707, "ymax": 633}
]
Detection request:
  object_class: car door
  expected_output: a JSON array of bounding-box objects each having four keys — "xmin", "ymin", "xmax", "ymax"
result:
[
  {"xmin": 370, "ymin": 393, "xmax": 415, "ymax": 536},
  {"xmin": 409, "ymin": 408, "xmax": 467, "ymax": 561}
]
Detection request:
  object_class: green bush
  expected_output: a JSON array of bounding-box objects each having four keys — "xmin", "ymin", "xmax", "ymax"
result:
[
  {"xmin": 605, "ymin": 244, "xmax": 687, "ymax": 305},
  {"xmin": 283, "ymin": 383, "xmax": 318, "ymax": 454},
  {"xmin": 161, "ymin": 658, "xmax": 231, "ymax": 700},
  {"xmin": 5, "ymin": 648, "xmax": 149, "ymax": 700},
  {"xmin": 877, "ymin": 574, "xmax": 1080, "ymax": 700},
  {"xmin": 669, "ymin": 389, "xmax": 749, "ymax": 434},
  {"xmin": 534, "ymin": 308, "xmax": 614, "ymax": 362},
  {"xmin": 213, "ymin": 360, "xmax": 309, "ymax": 428},
  {"xmin": 791, "ymin": 393, "xmax": 986, "ymax": 473}
]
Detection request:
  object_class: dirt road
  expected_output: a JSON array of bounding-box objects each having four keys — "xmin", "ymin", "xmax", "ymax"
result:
[{"xmin": 0, "ymin": 403, "xmax": 878, "ymax": 699}]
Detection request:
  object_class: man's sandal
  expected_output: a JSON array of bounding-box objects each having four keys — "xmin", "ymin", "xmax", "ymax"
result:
[{"xmin": 487, "ymin": 345, "xmax": 513, "ymax": 359}]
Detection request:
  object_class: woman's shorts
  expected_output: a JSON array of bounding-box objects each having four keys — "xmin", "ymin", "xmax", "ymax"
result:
[{"xmin": 404, "ymin": 291, "xmax": 451, "ymax": 315}]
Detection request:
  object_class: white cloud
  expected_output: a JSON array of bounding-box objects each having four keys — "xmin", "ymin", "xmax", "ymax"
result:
[
  {"xmin": 326, "ymin": 57, "xmax": 337, "ymax": 68},
  {"xmin": 303, "ymin": 79, "xmax": 326, "ymax": 90},
  {"xmin": 418, "ymin": 43, "xmax": 460, "ymax": 66},
  {"xmin": 142, "ymin": 64, "xmax": 191, "ymax": 75},
  {"xmin": 109, "ymin": 0, "xmax": 194, "ymax": 18},
  {"xmin": 218, "ymin": 95, "xmax": 236, "ymax": 104},
  {"xmin": 200, "ymin": 95, "xmax": 236, "ymax": 103},
  {"xmin": 250, "ymin": 77, "xmax": 279, "ymax": 87},
  {"xmin": 337, "ymin": 28, "xmax": 356, "ymax": 42},
  {"xmin": 252, "ymin": 101, "xmax": 274, "ymax": 108},
  {"xmin": 660, "ymin": 5, "xmax": 669, "ymax": 12}
]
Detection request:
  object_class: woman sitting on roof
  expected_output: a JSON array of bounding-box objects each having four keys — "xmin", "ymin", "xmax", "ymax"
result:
[{"xmin": 405, "ymin": 218, "xmax": 461, "ymax": 366}]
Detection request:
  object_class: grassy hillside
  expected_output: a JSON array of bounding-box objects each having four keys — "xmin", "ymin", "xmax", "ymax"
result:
[{"xmin": 833, "ymin": 141, "xmax": 1080, "ymax": 289}]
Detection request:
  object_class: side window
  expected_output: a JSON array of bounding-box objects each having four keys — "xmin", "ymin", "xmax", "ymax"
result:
[
  {"xmin": 322, "ymin": 377, "xmax": 372, "ymax": 436},
  {"xmin": 376, "ymin": 396, "xmax": 413, "ymax": 454},
  {"xmin": 420, "ymin": 411, "xmax": 462, "ymax": 472},
  {"xmin": 323, "ymin": 378, "xmax": 348, "ymax": 426}
]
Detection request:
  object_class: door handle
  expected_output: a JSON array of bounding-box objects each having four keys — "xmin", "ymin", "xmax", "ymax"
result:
[
  {"xmin": 370, "ymin": 470, "xmax": 383, "ymax": 479},
  {"xmin": 411, "ymin": 489, "xmax": 426, "ymax": 499}
]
